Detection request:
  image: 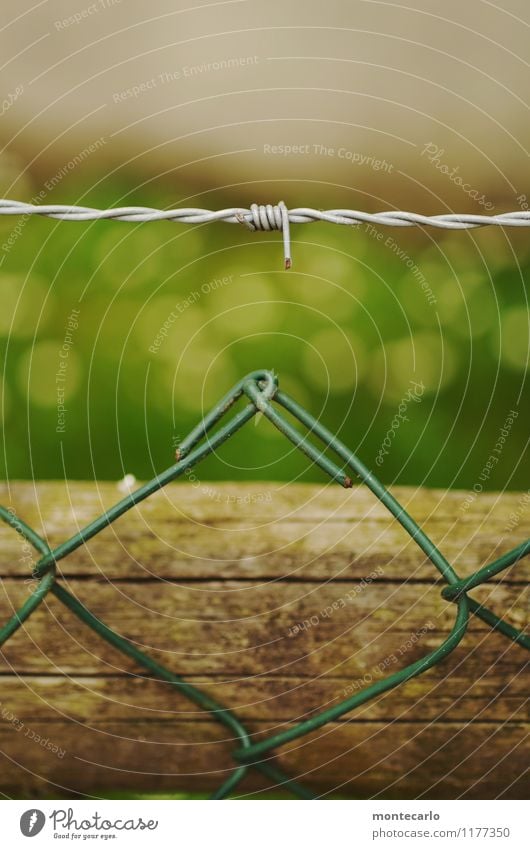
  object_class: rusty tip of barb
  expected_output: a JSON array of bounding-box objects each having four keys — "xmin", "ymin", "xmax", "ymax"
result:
[
  {"xmin": 343, "ymin": 476, "xmax": 353, "ymax": 489},
  {"xmin": 285, "ymin": 257, "xmax": 292, "ymax": 270}
]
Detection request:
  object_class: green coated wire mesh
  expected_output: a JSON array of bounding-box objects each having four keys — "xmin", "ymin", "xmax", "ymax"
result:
[{"xmin": 0, "ymin": 369, "xmax": 528, "ymax": 799}]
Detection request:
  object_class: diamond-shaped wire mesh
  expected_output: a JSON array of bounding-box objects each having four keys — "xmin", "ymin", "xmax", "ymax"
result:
[{"xmin": 1, "ymin": 370, "xmax": 528, "ymax": 799}]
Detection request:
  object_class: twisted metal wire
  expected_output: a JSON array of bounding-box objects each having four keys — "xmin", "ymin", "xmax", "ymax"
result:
[
  {"xmin": 0, "ymin": 370, "xmax": 528, "ymax": 799},
  {"xmin": 2, "ymin": 198, "xmax": 530, "ymax": 268}
]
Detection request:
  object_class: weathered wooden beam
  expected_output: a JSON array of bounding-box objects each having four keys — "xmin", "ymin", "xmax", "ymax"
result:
[{"xmin": 0, "ymin": 481, "xmax": 528, "ymax": 798}]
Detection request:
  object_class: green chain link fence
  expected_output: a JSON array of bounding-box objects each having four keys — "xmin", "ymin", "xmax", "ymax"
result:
[{"xmin": 1, "ymin": 369, "xmax": 528, "ymax": 799}]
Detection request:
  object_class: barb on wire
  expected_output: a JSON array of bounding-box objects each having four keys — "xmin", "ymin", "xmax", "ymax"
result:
[
  {"xmin": 1, "ymin": 198, "xmax": 530, "ymax": 268},
  {"xmin": 0, "ymin": 370, "xmax": 528, "ymax": 799}
]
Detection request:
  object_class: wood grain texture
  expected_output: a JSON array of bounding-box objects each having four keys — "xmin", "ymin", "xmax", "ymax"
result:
[{"xmin": 0, "ymin": 481, "xmax": 528, "ymax": 798}]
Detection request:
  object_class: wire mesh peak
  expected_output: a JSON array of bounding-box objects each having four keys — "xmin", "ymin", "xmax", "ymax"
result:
[{"xmin": 0, "ymin": 370, "xmax": 528, "ymax": 798}]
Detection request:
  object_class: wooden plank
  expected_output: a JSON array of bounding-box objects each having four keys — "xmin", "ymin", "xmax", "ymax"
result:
[
  {"xmin": 0, "ymin": 667, "xmax": 528, "ymax": 724},
  {"xmin": 0, "ymin": 481, "xmax": 528, "ymax": 797},
  {"xmin": 0, "ymin": 720, "xmax": 526, "ymax": 799},
  {"xmin": 0, "ymin": 580, "xmax": 527, "ymax": 675}
]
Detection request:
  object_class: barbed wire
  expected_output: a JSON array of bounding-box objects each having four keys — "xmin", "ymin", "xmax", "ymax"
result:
[
  {"xmin": 1, "ymin": 370, "xmax": 528, "ymax": 798},
  {"xmin": 2, "ymin": 198, "xmax": 530, "ymax": 268}
]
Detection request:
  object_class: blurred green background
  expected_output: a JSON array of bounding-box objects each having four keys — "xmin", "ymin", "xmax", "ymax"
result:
[{"xmin": 1, "ymin": 162, "xmax": 528, "ymax": 491}]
